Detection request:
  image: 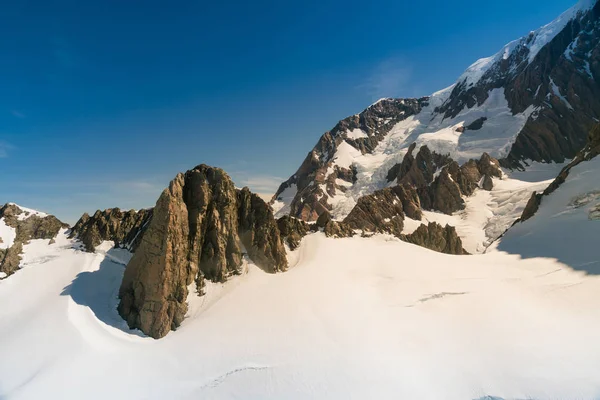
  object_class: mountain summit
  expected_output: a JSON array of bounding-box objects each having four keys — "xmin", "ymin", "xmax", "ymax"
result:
[{"xmin": 272, "ymin": 0, "xmax": 600, "ymax": 222}]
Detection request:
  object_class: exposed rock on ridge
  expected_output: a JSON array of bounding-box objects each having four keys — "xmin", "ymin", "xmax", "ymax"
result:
[
  {"xmin": 402, "ymin": 222, "xmax": 468, "ymax": 255},
  {"xmin": 388, "ymin": 145, "xmax": 503, "ymax": 215},
  {"xmin": 0, "ymin": 204, "xmax": 68, "ymax": 279},
  {"xmin": 70, "ymin": 208, "xmax": 153, "ymax": 252},
  {"xmin": 271, "ymin": 98, "xmax": 428, "ymax": 221},
  {"xmin": 118, "ymin": 165, "xmax": 288, "ymax": 339},
  {"xmin": 309, "ymin": 185, "xmax": 467, "ymax": 255},
  {"xmin": 520, "ymin": 123, "xmax": 600, "ymax": 222}
]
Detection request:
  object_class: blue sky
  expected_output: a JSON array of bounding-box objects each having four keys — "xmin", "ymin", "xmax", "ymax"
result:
[{"xmin": 0, "ymin": 0, "xmax": 578, "ymax": 223}]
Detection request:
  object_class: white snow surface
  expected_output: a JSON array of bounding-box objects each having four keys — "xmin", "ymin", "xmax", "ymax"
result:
[
  {"xmin": 496, "ymin": 155, "xmax": 600, "ymax": 270},
  {"xmin": 344, "ymin": 128, "xmax": 368, "ymax": 139},
  {"xmin": 0, "ymin": 219, "xmax": 16, "ymax": 250},
  {"xmin": 2, "ymin": 227, "xmax": 600, "ymax": 399},
  {"xmin": 272, "ymin": 183, "xmax": 297, "ymax": 218}
]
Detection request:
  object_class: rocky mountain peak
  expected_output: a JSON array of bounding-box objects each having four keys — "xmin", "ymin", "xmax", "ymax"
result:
[
  {"xmin": 271, "ymin": 2, "xmax": 600, "ymax": 225},
  {"xmin": 118, "ymin": 164, "xmax": 288, "ymax": 339}
]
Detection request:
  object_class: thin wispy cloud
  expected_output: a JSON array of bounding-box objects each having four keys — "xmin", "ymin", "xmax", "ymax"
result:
[
  {"xmin": 10, "ymin": 110, "xmax": 25, "ymax": 119},
  {"xmin": 234, "ymin": 173, "xmax": 285, "ymax": 198},
  {"xmin": 0, "ymin": 142, "xmax": 14, "ymax": 158},
  {"xmin": 360, "ymin": 57, "xmax": 413, "ymax": 101}
]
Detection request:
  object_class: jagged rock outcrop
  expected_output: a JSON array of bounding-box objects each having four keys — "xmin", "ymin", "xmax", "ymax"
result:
[
  {"xmin": 343, "ymin": 185, "xmax": 423, "ymax": 237},
  {"xmin": 519, "ymin": 123, "xmax": 600, "ymax": 222},
  {"xmin": 344, "ymin": 188, "xmax": 404, "ymax": 236},
  {"xmin": 277, "ymin": 215, "xmax": 310, "ymax": 250},
  {"xmin": 309, "ymin": 185, "xmax": 467, "ymax": 255},
  {"xmin": 391, "ymin": 143, "xmax": 452, "ymax": 187},
  {"xmin": 271, "ymin": 98, "xmax": 428, "ymax": 221},
  {"xmin": 313, "ymin": 211, "xmax": 354, "ymax": 238},
  {"xmin": 118, "ymin": 175, "xmax": 191, "ymax": 339},
  {"xmin": 118, "ymin": 165, "xmax": 288, "ymax": 339},
  {"xmin": 70, "ymin": 208, "xmax": 153, "ymax": 252},
  {"xmin": 402, "ymin": 222, "xmax": 468, "ymax": 255},
  {"xmin": 388, "ymin": 146, "xmax": 503, "ymax": 215},
  {"xmin": 237, "ymin": 187, "xmax": 288, "ymax": 273},
  {"xmin": 0, "ymin": 204, "xmax": 68, "ymax": 279}
]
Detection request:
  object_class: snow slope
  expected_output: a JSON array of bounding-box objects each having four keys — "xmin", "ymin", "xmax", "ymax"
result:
[
  {"xmin": 2, "ymin": 229, "xmax": 600, "ymax": 399},
  {"xmin": 415, "ymin": 162, "xmax": 568, "ymax": 254},
  {"xmin": 496, "ymin": 156, "xmax": 600, "ymax": 272},
  {"xmin": 0, "ymin": 219, "xmax": 16, "ymax": 250}
]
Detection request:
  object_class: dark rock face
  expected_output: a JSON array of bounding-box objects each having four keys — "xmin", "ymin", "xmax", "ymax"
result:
[
  {"xmin": 519, "ymin": 123, "xmax": 600, "ymax": 222},
  {"xmin": 402, "ymin": 222, "xmax": 468, "ymax": 255},
  {"xmin": 391, "ymin": 143, "xmax": 451, "ymax": 187},
  {"xmin": 118, "ymin": 174, "xmax": 191, "ymax": 339},
  {"xmin": 311, "ymin": 186, "xmax": 468, "ymax": 255},
  {"xmin": 0, "ymin": 204, "xmax": 68, "ymax": 279},
  {"xmin": 387, "ymin": 146, "xmax": 503, "ymax": 215},
  {"xmin": 118, "ymin": 165, "xmax": 288, "ymax": 339},
  {"xmin": 277, "ymin": 215, "xmax": 310, "ymax": 250},
  {"xmin": 271, "ymin": 98, "xmax": 429, "ymax": 221},
  {"xmin": 70, "ymin": 208, "xmax": 153, "ymax": 252},
  {"xmin": 183, "ymin": 166, "xmax": 244, "ymax": 283},
  {"xmin": 313, "ymin": 200, "xmax": 467, "ymax": 255},
  {"xmin": 343, "ymin": 187, "xmax": 406, "ymax": 237},
  {"xmin": 464, "ymin": 117, "xmax": 487, "ymax": 131},
  {"xmin": 237, "ymin": 188, "xmax": 288, "ymax": 274},
  {"xmin": 521, "ymin": 192, "xmax": 543, "ymax": 222},
  {"xmin": 419, "ymin": 168, "xmax": 467, "ymax": 214}
]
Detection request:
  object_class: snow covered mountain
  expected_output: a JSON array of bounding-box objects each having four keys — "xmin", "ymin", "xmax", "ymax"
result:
[
  {"xmin": 3, "ymin": 179, "xmax": 600, "ymax": 399},
  {"xmin": 4, "ymin": 1, "xmax": 600, "ymax": 399},
  {"xmin": 272, "ymin": 0, "xmax": 600, "ymax": 224}
]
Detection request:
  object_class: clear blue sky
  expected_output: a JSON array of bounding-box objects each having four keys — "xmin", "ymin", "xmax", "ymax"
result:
[{"xmin": 0, "ymin": 0, "xmax": 578, "ymax": 223}]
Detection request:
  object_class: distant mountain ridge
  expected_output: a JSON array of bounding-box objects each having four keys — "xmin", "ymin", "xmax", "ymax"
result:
[{"xmin": 271, "ymin": 0, "xmax": 600, "ymax": 222}]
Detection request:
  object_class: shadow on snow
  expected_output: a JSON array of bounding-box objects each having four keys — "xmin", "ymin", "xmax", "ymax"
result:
[{"xmin": 60, "ymin": 249, "xmax": 146, "ymax": 338}]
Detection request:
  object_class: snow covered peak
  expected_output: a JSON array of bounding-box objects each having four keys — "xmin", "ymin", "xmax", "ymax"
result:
[
  {"xmin": 370, "ymin": 98, "xmax": 392, "ymax": 107},
  {"xmin": 4, "ymin": 203, "xmax": 48, "ymax": 221},
  {"xmin": 457, "ymin": 0, "xmax": 597, "ymax": 88},
  {"xmin": 526, "ymin": 0, "xmax": 597, "ymax": 63}
]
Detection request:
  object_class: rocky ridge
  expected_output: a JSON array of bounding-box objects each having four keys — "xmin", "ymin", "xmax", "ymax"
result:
[
  {"xmin": 0, "ymin": 204, "xmax": 68, "ymax": 279},
  {"xmin": 272, "ymin": 98, "xmax": 428, "ymax": 221},
  {"xmin": 387, "ymin": 144, "xmax": 503, "ymax": 215},
  {"xmin": 117, "ymin": 165, "xmax": 288, "ymax": 339},
  {"xmin": 299, "ymin": 182, "xmax": 468, "ymax": 255},
  {"xmin": 69, "ymin": 208, "xmax": 153, "ymax": 252}
]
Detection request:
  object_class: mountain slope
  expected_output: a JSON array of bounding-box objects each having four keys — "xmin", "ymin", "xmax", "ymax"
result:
[
  {"xmin": 272, "ymin": 0, "xmax": 600, "ymax": 223},
  {"xmin": 495, "ymin": 123, "xmax": 600, "ymax": 270},
  {"xmin": 3, "ymin": 232, "xmax": 600, "ymax": 399}
]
